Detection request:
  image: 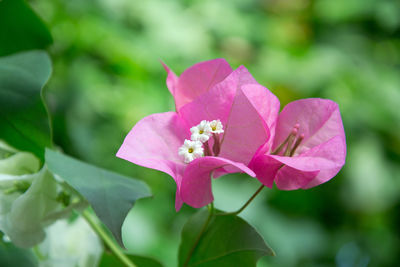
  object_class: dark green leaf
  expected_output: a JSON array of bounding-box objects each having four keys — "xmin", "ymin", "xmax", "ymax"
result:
[
  {"xmin": 0, "ymin": 50, "xmax": 52, "ymax": 161},
  {"xmin": 0, "ymin": 0, "xmax": 52, "ymax": 56},
  {"xmin": 179, "ymin": 209, "xmax": 275, "ymax": 267},
  {"xmin": 0, "ymin": 238, "xmax": 38, "ymax": 267},
  {"xmin": 100, "ymin": 252, "xmax": 164, "ymax": 267},
  {"xmin": 45, "ymin": 149, "xmax": 151, "ymax": 248}
]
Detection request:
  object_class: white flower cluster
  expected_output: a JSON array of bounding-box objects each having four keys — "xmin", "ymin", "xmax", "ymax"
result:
[{"xmin": 178, "ymin": 120, "xmax": 224, "ymax": 163}]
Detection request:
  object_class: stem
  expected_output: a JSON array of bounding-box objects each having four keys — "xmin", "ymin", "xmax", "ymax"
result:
[
  {"xmin": 204, "ymin": 141, "xmax": 212, "ymax": 156},
  {"xmin": 219, "ymin": 184, "xmax": 265, "ymax": 216},
  {"xmin": 82, "ymin": 210, "xmax": 136, "ymax": 267},
  {"xmin": 33, "ymin": 245, "xmax": 46, "ymax": 261},
  {"xmin": 184, "ymin": 203, "xmax": 215, "ymax": 267},
  {"xmin": 44, "ymin": 201, "xmax": 88, "ymax": 223},
  {"xmin": 208, "ymin": 202, "xmax": 214, "ymax": 213}
]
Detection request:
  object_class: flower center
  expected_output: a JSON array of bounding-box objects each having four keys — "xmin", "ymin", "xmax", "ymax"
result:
[
  {"xmin": 179, "ymin": 120, "xmax": 224, "ymax": 163},
  {"xmin": 272, "ymin": 123, "xmax": 304, "ymax": 156}
]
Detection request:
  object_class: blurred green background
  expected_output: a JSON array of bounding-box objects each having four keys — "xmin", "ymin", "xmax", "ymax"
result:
[{"xmin": 28, "ymin": 0, "xmax": 400, "ymax": 266}]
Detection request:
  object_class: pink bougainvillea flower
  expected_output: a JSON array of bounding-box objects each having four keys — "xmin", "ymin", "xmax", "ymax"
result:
[
  {"xmin": 117, "ymin": 59, "xmax": 279, "ymax": 210},
  {"xmin": 250, "ymin": 98, "xmax": 346, "ymax": 190}
]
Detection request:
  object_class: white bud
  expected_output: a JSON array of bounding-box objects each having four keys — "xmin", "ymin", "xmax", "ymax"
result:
[{"xmin": 209, "ymin": 120, "xmax": 224, "ymax": 134}]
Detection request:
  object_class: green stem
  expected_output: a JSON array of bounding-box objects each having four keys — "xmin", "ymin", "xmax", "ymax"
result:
[
  {"xmin": 82, "ymin": 210, "xmax": 136, "ymax": 267},
  {"xmin": 219, "ymin": 184, "xmax": 265, "ymax": 216},
  {"xmin": 33, "ymin": 245, "xmax": 46, "ymax": 261},
  {"xmin": 184, "ymin": 203, "xmax": 215, "ymax": 267},
  {"xmin": 44, "ymin": 201, "xmax": 88, "ymax": 223}
]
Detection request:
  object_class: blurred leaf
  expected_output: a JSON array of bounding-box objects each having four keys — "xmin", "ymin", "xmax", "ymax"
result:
[
  {"xmin": 45, "ymin": 149, "xmax": 151, "ymax": 248},
  {"xmin": 178, "ymin": 209, "xmax": 274, "ymax": 267},
  {"xmin": 0, "ymin": 140, "xmax": 40, "ymax": 176},
  {"xmin": 100, "ymin": 252, "xmax": 164, "ymax": 267},
  {"xmin": 0, "ymin": 239, "xmax": 38, "ymax": 267},
  {"xmin": 0, "ymin": 168, "xmax": 58, "ymax": 248},
  {"xmin": 0, "ymin": 0, "xmax": 52, "ymax": 56},
  {"xmin": 0, "ymin": 51, "xmax": 52, "ymax": 161}
]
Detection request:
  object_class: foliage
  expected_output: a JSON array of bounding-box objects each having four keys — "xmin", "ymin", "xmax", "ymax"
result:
[
  {"xmin": 0, "ymin": 51, "xmax": 52, "ymax": 161},
  {"xmin": 45, "ymin": 149, "xmax": 151, "ymax": 248},
  {"xmin": 100, "ymin": 253, "xmax": 163, "ymax": 267},
  {"xmin": 0, "ymin": 0, "xmax": 158, "ymax": 266},
  {"xmin": 0, "ymin": 0, "xmax": 52, "ymax": 56},
  {"xmin": 179, "ymin": 209, "xmax": 274, "ymax": 267}
]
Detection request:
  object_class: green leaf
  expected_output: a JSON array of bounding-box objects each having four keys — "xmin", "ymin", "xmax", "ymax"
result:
[
  {"xmin": 179, "ymin": 209, "xmax": 275, "ymax": 267},
  {"xmin": 45, "ymin": 149, "xmax": 151, "ymax": 248},
  {"xmin": 0, "ymin": 0, "xmax": 52, "ymax": 56},
  {"xmin": 0, "ymin": 50, "xmax": 52, "ymax": 161},
  {"xmin": 100, "ymin": 252, "xmax": 164, "ymax": 267},
  {"xmin": 0, "ymin": 239, "xmax": 38, "ymax": 267}
]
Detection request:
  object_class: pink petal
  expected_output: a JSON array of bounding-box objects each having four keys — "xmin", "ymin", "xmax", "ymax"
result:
[
  {"xmin": 241, "ymin": 84, "xmax": 280, "ymax": 150},
  {"xmin": 260, "ymin": 135, "xmax": 345, "ymax": 190},
  {"xmin": 274, "ymin": 166, "xmax": 319, "ymax": 190},
  {"xmin": 180, "ymin": 156, "xmax": 256, "ymax": 208},
  {"xmin": 213, "ymin": 65, "xmax": 258, "ymax": 92},
  {"xmin": 295, "ymin": 135, "xmax": 346, "ymax": 188},
  {"xmin": 272, "ymin": 98, "xmax": 346, "ymax": 156},
  {"xmin": 251, "ymin": 153, "xmax": 319, "ymax": 190},
  {"xmin": 219, "ymin": 88, "xmax": 270, "ymax": 165},
  {"xmin": 161, "ymin": 61, "xmax": 178, "ymax": 96},
  {"xmin": 116, "ymin": 112, "xmax": 189, "ymax": 210},
  {"xmin": 174, "ymin": 173, "xmax": 184, "ymax": 211},
  {"xmin": 249, "ymin": 154, "xmax": 281, "ymax": 188},
  {"xmin": 174, "ymin": 59, "xmax": 233, "ymax": 110},
  {"xmin": 179, "ymin": 65, "xmax": 257, "ymax": 127}
]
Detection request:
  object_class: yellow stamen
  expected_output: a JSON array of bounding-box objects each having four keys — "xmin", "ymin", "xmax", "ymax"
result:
[{"xmin": 188, "ymin": 148, "xmax": 193, "ymax": 153}]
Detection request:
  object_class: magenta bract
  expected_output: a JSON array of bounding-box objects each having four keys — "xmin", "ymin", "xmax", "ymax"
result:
[
  {"xmin": 250, "ymin": 98, "xmax": 346, "ymax": 190},
  {"xmin": 117, "ymin": 59, "xmax": 346, "ymax": 210}
]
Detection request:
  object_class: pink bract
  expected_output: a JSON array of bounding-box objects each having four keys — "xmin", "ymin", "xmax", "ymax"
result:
[
  {"xmin": 117, "ymin": 59, "xmax": 346, "ymax": 210},
  {"xmin": 117, "ymin": 59, "xmax": 277, "ymax": 210},
  {"xmin": 250, "ymin": 98, "xmax": 346, "ymax": 190},
  {"xmin": 162, "ymin": 59, "xmax": 233, "ymax": 111}
]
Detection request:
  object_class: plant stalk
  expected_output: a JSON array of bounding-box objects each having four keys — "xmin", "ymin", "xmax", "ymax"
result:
[
  {"xmin": 82, "ymin": 210, "xmax": 136, "ymax": 267},
  {"xmin": 219, "ymin": 184, "xmax": 265, "ymax": 216}
]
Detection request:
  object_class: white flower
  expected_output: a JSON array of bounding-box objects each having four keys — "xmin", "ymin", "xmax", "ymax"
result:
[
  {"xmin": 0, "ymin": 140, "xmax": 62, "ymax": 248},
  {"xmin": 0, "ymin": 168, "xmax": 59, "ymax": 248},
  {"xmin": 209, "ymin": 120, "xmax": 224, "ymax": 134},
  {"xmin": 190, "ymin": 120, "xmax": 212, "ymax": 143},
  {"xmin": 38, "ymin": 217, "xmax": 103, "ymax": 267},
  {"xmin": 178, "ymin": 140, "xmax": 204, "ymax": 163}
]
